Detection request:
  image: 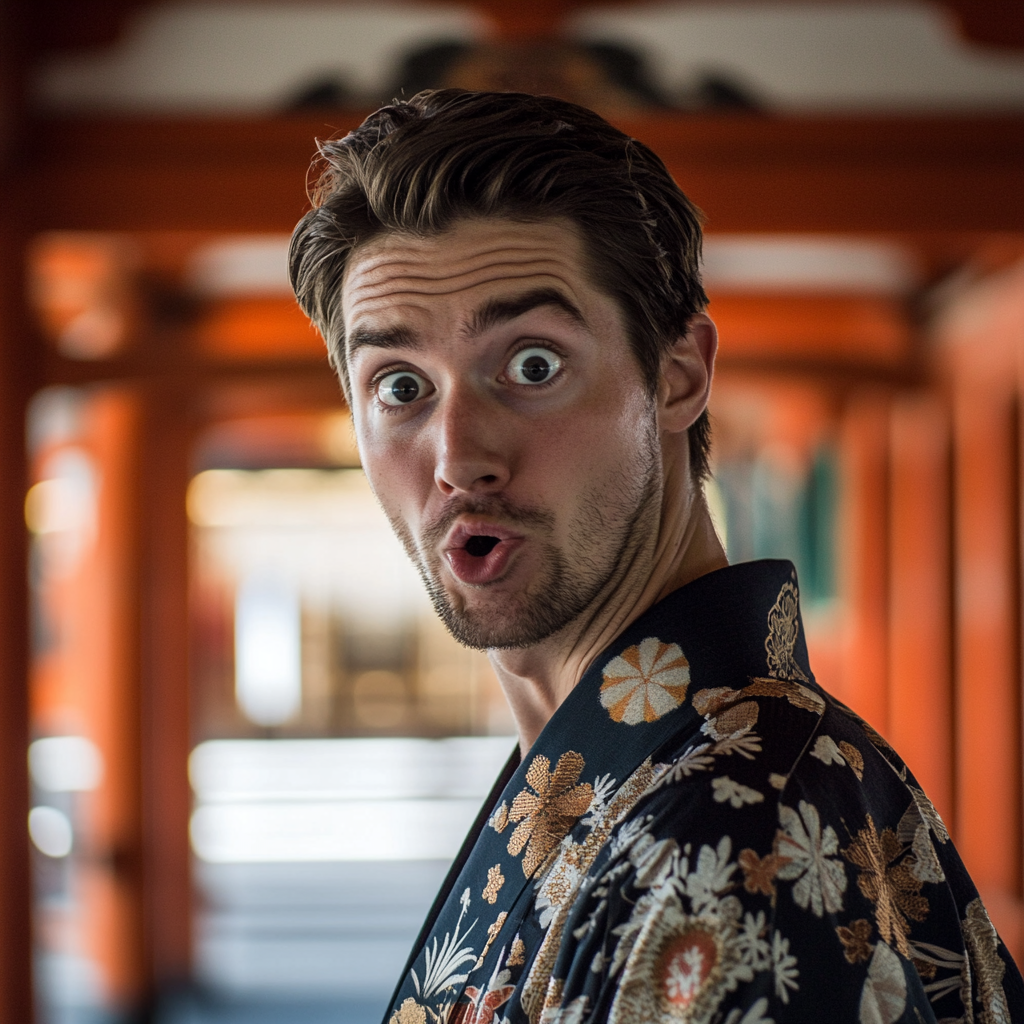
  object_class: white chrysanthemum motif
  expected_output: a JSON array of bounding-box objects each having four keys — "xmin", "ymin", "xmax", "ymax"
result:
[
  {"xmin": 601, "ymin": 637, "xmax": 690, "ymax": 725},
  {"xmin": 775, "ymin": 800, "xmax": 847, "ymax": 917},
  {"xmin": 609, "ymin": 890, "xmax": 747, "ymax": 1024}
]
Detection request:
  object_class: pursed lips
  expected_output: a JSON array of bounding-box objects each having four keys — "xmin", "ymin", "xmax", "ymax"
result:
[{"xmin": 443, "ymin": 520, "xmax": 527, "ymax": 585}]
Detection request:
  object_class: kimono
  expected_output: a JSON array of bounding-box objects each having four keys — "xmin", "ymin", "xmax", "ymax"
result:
[{"xmin": 384, "ymin": 560, "xmax": 1024, "ymax": 1024}]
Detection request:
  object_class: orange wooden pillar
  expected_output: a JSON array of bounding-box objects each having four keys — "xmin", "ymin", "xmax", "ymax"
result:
[
  {"xmin": 838, "ymin": 391, "xmax": 891, "ymax": 732},
  {"xmin": 940, "ymin": 261, "xmax": 1024, "ymax": 960},
  {"xmin": 0, "ymin": 3, "xmax": 36, "ymax": 1018},
  {"xmin": 79, "ymin": 391, "xmax": 146, "ymax": 1008},
  {"xmin": 887, "ymin": 394, "xmax": 954, "ymax": 826},
  {"xmin": 138, "ymin": 385, "xmax": 194, "ymax": 992},
  {"xmin": 0, "ymin": 184, "xmax": 37, "ymax": 1024}
]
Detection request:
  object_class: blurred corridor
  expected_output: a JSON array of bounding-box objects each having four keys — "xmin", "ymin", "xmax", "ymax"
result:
[{"xmin": 2, "ymin": 2, "xmax": 1024, "ymax": 1022}]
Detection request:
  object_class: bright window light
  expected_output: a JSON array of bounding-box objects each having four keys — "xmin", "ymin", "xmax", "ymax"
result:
[
  {"xmin": 29, "ymin": 806, "xmax": 74, "ymax": 858},
  {"xmin": 29, "ymin": 736, "xmax": 104, "ymax": 793},
  {"xmin": 189, "ymin": 737, "xmax": 516, "ymax": 863},
  {"xmin": 190, "ymin": 799, "xmax": 479, "ymax": 863},
  {"xmin": 234, "ymin": 577, "xmax": 301, "ymax": 727}
]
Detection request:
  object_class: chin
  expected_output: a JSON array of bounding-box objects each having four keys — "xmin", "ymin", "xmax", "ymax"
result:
[{"xmin": 429, "ymin": 581, "xmax": 576, "ymax": 652}]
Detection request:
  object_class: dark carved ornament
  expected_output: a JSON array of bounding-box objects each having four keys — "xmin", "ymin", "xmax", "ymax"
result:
[{"xmin": 26, "ymin": 0, "xmax": 1024, "ymax": 55}]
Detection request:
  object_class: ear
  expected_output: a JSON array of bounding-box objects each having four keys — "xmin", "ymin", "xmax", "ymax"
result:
[{"xmin": 657, "ymin": 313, "xmax": 718, "ymax": 434}]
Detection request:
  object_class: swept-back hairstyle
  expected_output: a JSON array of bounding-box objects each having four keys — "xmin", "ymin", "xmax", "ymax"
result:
[{"xmin": 289, "ymin": 88, "xmax": 712, "ymax": 478}]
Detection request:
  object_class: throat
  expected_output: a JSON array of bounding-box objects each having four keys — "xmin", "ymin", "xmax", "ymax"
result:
[{"xmin": 465, "ymin": 535, "xmax": 500, "ymax": 557}]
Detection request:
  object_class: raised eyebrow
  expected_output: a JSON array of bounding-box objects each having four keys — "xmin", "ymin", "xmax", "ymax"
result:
[
  {"xmin": 346, "ymin": 323, "xmax": 420, "ymax": 357},
  {"xmin": 466, "ymin": 288, "xmax": 588, "ymax": 338}
]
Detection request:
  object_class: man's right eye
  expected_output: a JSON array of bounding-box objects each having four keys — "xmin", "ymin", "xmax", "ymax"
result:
[{"xmin": 376, "ymin": 371, "xmax": 430, "ymax": 406}]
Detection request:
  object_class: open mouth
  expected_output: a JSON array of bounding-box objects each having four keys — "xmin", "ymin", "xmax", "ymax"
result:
[
  {"xmin": 444, "ymin": 523, "xmax": 524, "ymax": 584},
  {"xmin": 464, "ymin": 535, "xmax": 500, "ymax": 558}
]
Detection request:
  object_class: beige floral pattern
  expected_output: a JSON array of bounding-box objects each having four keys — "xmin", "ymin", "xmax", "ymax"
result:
[
  {"xmin": 764, "ymin": 580, "xmax": 810, "ymax": 682},
  {"xmin": 712, "ymin": 776, "xmax": 764, "ymax": 809},
  {"xmin": 390, "ymin": 997, "xmax": 427, "ymax": 1024},
  {"xmin": 600, "ymin": 637, "xmax": 690, "ymax": 724},
  {"xmin": 842, "ymin": 814, "xmax": 928, "ymax": 956},
  {"xmin": 508, "ymin": 753, "xmax": 594, "ymax": 877},
  {"xmin": 483, "ymin": 865, "xmax": 505, "ymax": 904}
]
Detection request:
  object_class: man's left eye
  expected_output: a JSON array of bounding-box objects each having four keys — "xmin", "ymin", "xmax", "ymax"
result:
[{"xmin": 506, "ymin": 347, "xmax": 562, "ymax": 386}]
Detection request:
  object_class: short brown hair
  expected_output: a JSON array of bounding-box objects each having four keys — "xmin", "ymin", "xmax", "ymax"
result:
[{"xmin": 289, "ymin": 88, "xmax": 712, "ymax": 479}]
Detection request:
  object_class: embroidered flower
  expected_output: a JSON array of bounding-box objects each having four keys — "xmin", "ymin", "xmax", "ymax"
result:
[
  {"xmin": 764, "ymin": 579, "xmax": 810, "ymax": 682},
  {"xmin": 842, "ymin": 814, "xmax": 928, "ymax": 956},
  {"xmin": 474, "ymin": 912, "xmax": 508, "ymax": 970},
  {"xmin": 738, "ymin": 848, "xmax": 786, "ymax": 899},
  {"xmin": 450, "ymin": 964, "xmax": 516, "ymax": 1024},
  {"xmin": 507, "ymin": 936, "xmax": 526, "ymax": 967},
  {"xmin": 712, "ymin": 776, "xmax": 764, "ymax": 809},
  {"xmin": 775, "ymin": 800, "xmax": 847, "ymax": 917},
  {"xmin": 962, "ymin": 898, "xmax": 1010, "ymax": 1023},
  {"xmin": 389, "ymin": 997, "xmax": 427, "ymax": 1024},
  {"xmin": 809, "ymin": 735, "xmax": 865, "ymax": 781},
  {"xmin": 771, "ymin": 930, "xmax": 799, "ymax": 1003},
  {"xmin": 810, "ymin": 735, "xmax": 845, "ymax": 767},
  {"xmin": 836, "ymin": 918, "xmax": 874, "ymax": 964},
  {"xmin": 483, "ymin": 865, "xmax": 505, "ymax": 904},
  {"xmin": 490, "ymin": 802, "xmax": 509, "ymax": 834},
  {"xmin": 508, "ymin": 752, "xmax": 594, "ymax": 877},
  {"xmin": 600, "ymin": 637, "xmax": 690, "ymax": 724},
  {"xmin": 839, "ymin": 741, "xmax": 864, "ymax": 779},
  {"xmin": 608, "ymin": 890, "xmax": 747, "ymax": 1024},
  {"xmin": 539, "ymin": 995, "xmax": 589, "ymax": 1024},
  {"xmin": 859, "ymin": 941, "xmax": 906, "ymax": 1024}
]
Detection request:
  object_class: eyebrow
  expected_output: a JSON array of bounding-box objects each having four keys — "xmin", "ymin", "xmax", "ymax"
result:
[
  {"xmin": 346, "ymin": 287, "xmax": 588, "ymax": 358},
  {"xmin": 346, "ymin": 323, "xmax": 419, "ymax": 357},
  {"xmin": 466, "ymin": 288, "xmax": 587, "ymax": 337}
]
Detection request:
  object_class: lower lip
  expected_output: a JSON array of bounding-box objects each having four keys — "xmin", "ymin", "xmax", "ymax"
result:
[{"xmin": 445, "ymin": 538, "xmax": 523, "ymax": 585}]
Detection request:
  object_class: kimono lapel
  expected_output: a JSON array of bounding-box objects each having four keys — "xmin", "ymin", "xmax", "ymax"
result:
[{"xmin": 384, "ymin": 560, "xmax": 809, "ymax": 1024}]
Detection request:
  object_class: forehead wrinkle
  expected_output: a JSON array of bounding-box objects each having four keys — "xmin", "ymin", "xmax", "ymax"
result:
[
  {"xmin": 350, "ymin": 269, "xmax": 583, "ymax": 312},
  {"xmin": 348, "ymin": 256, "xmax": 575, "ymax": 301},
  {"xmin": 353, "ymin": 241, "xmax": 567, "ymax": 276}
]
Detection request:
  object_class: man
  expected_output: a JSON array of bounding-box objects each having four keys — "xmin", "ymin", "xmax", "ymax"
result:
[{"xmin": 289, "ymin": 90, "xmax": 1022, "ymax": 1024}]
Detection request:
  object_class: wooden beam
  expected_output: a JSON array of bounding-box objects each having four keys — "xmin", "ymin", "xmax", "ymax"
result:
[{"xmin": 24, "ymin": 113, "xmax": 1024, "ymax": 234}]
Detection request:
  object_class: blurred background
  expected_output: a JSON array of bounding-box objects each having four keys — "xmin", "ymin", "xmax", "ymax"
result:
[{"xmin": 0, "ymin": 1, "xmax": 1023, "ymax": 1022}]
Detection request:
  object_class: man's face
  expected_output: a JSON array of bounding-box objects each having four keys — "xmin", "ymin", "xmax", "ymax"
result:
[{"xmin": 342, "ymin": 217, "xmax": 663, "ymax": 650}]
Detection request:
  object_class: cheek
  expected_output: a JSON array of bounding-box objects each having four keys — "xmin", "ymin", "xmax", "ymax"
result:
[
  {"xmin": 357, "ymin": 429, "xmax": 429, "ymax": 522},
  {"xmin": 524, "ymin": 388, "xmax": 651, "ymax": 493}
]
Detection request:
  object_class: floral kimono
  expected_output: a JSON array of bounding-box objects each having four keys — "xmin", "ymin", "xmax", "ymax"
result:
[{"xmin": 385, "ymin": 560, "xmax": 1024, "ymax": 1024}]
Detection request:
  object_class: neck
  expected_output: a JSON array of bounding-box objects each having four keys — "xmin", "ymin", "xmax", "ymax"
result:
[{"xmin": 490, "ymin": 468, "xmax": 728, "ymax": 754}]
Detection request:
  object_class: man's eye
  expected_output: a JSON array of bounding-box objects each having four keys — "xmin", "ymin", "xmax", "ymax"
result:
[
  {"xmin": 376, "ymin": 370, "xmax": 430, "ymax": 406},
  {"xmin": 507, "ymin": 347, "xmax": 562, "ymax": 386}
]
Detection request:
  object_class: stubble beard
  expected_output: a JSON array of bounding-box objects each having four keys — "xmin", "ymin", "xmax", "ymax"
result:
[{"xmin": 384, "ymin": 422, "xmax": 663, "ymax": 651}]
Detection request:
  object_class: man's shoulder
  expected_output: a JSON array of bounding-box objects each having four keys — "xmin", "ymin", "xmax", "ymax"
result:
[
  {"xmin": 632, "ymin": 674, "xmax": 951, "ymax": 875},
  {"xmin": 560, "ymin": 676, "xmax": 1024, "ymax": 1023}
]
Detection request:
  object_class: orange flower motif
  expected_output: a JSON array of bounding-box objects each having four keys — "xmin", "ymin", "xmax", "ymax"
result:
[
  {"xmin": 508, "ymin": 752, "xmax": 594, "ymax": 876},
  {"xmin": 738, "ymin": 847, "xmax": 787, "ymax": 898},
  {"xmin": 836, "ymin": 918, "xmax": 874, "ymax": 964},
  {"xmin": 600, "ymin": 637, "xmax": 690, "ymax": 724}
]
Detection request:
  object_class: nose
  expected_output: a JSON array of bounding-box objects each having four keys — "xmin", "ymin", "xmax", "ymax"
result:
[{"xmin": 432, "ymin": 386, "xmax": 511, "ymax": 497}]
